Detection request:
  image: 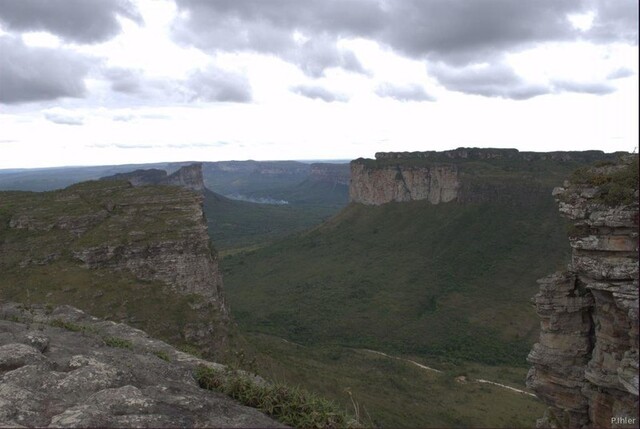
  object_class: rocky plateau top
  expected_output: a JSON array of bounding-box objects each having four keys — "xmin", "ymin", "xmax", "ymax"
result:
[{"xmin": 0, "ymin": 302, "xmax": 283, "ymax": 428}]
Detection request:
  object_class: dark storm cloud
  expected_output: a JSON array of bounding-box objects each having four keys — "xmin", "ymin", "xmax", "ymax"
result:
[
  {"xmin": 172, "ymin": 0, "xmax": 636, "ymax": 66},
  {"xmin": 375, "ymin": 82, "xmax": 435, "ymax": 101},
  {"xmin": 429, "ymin": 62, "xmax": 549, "ymax": 100},
  {"xmin": 172, "ymin": 0, "xmax": 636, "ymax": 98},
  {"xmin": 0, "ymin": 36, "xmax": 90, "ymax": 104},
  {"xmin": 586, "ymin": 0, "xmax": 639, "ymax": 44},
  {"xmin": 187, "ymin": 67, "xmax": 252, "ymax": 103},
  {"xmin": 0, "ymin": 0, "xmax": 142, "ymax": 43},
  {"xmin": 294, "ymin": 36, "xmax": 367, "ymax": 77},
  {"xmin": 291, "ymin": 85, "xmax": 347, "ymax": 102}
]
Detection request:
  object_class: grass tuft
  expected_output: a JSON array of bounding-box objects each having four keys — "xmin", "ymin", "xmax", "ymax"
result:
[
  {"xmin": 103, "ymin": 336, "xmax": 133, "ymax": 349},
  {"xmin": 195, "ymin": 365, "xmax": 361, "ymax": 428}
]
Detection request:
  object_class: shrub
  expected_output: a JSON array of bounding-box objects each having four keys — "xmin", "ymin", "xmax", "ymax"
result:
[
  {"xmin": 153, "ymin": 350, "xmax": 171, "ymax": 362},
  {"xmin": 103, "ymin": 336, "xmax": 133, "ymax": 349},
  {"xmin": 195, "ymin": 365, "xmax": 361, "ymax": 428}
]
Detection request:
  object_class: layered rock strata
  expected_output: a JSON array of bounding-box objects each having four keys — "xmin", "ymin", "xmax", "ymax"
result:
[
  {"xmin": 1, "ymin": 178, "xmax": 228, "ymax": 355},
  {"xmin": 101, "ymin": 163, "xmax": 205, "ymax": 192},
  {"xmin": 349, "ymin": 148, "xmax": 620, "ymax": 206},
  {"xmin": 350, "ymin": 162, "xmax": 459, "ymax": 205},
  {"xmin": 0, "ymin": 302, "xmax": 282, "ymax": 428},
  {"xmin": 527, "ymin": 157, "xmax": 639, "ymax": 428}
]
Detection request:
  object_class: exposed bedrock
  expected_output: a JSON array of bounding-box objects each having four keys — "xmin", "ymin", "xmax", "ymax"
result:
[{"xmin": 527, "ymin": 156, "xmax": 639, "ymax": 428}]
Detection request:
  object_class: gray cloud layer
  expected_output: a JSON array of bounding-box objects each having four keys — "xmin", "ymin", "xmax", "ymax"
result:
[
  {"xmin": 173, "ymin": 0, "xmax": 637, "ymax": 97},
  {"xmin": 0, "ymin": 36, "xmax": 91, "ymax": 104},
  {"xmin": 0, "ymin": 0, "xmax": 142, "ymax": 43},
  {"xmin": 186, "ymin": 67, "xmax": 252, "ymax": 103}
]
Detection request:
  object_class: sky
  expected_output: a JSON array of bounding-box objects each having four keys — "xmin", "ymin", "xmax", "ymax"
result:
[{"xmin": 0, "ymin": 0, "xmax": 638, "ymax": 169}]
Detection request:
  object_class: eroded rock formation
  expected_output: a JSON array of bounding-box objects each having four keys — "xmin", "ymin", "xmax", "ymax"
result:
[
  {"xmin": 101, "ymin": 163, "xmax": 205, "ymax": 192},
  {"xmin": 0, "ymin": 302, "xmax": 282, "ymax": 428},
  {"xmin": 527, "ymin": 156, "xmax": 639, "ymax": 428},
  {"xmin": 0, "ymin": 178, "xmax": 229, "ymax": 356},
  {"xmin": 349, "ymin": 162, "xmax": 459, "ymax": 205},
  {"xmin": 349, "ymin": 148, "xmax": 620, "ymax": 206}
]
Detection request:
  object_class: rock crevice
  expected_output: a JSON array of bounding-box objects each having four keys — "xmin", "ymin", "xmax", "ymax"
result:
[{"xmin": 527, "ymin": 157, "xmax": 639, "ymax": 428}]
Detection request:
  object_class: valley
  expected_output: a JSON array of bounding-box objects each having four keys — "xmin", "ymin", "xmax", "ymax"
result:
[{"xmin": 0, "ymin": 149, "xmax": 636, "ymax": 428}]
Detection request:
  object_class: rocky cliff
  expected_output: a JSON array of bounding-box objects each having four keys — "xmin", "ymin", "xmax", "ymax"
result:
[
  {"xmin": 101, "ymin": 163, "xmax": 205, "ymax": 192},
  {"xmin": 526, "ymin": 156, "xmax": 639, "ymax": 428},
  {"xmin": 0, "ymin": 178, "xmax": 228, "ymax": 357},
  {"xmin": 0, "ymin": 302, "xmax": 282, "ymax": 428},
  {"xmin": 350, "ymin": 148, "xmax": 621, "ymax": 205},
  {"xmin": 309, "ymin": 163, "xmax": 350, "ymax": 186}
]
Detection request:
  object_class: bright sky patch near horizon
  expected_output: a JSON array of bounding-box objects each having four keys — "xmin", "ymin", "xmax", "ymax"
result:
[{"xmin": 0, "ymin": 0, "xmax": 637, "ymax": 169}]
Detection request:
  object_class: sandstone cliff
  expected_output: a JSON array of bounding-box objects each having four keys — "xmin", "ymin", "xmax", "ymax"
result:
[
  {"xmin": 0, "ymin": 302, "xmax": 282, "ymax": 428},
  {"xmin": 350, "ymin": 161, "xmax": 459, "ymax": 205},
  {"xmin": 101, "ymin": 163, "xmax": 205, "ymax": 192},
  {"xmin": 350, "ymin": 148, "xmax": 621, "ymax": 205},
  {"xmin": 526, "ymin": 156, "xmax": 639, "ymax": 428},
  {"xmin": 0, "ymin": 178, "xmax": 228, "ymax": 357}
]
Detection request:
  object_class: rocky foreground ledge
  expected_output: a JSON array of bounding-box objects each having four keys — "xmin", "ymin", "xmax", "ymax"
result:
[{"xmin": 0, "ymin": 302, "xmax": 283, "ymax": 428}]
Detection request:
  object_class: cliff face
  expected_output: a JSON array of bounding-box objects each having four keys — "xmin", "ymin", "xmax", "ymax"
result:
[
  {"xmin": 350, "ymin": 148, "xmax": 621, "ymax": 206},
  {"xmin": 350, "ymin": 162, "xmax": 459, "ymax": 205},
  {"xmin": 527, "ymin": 157, "xmax": 639, "ymax": 428},
  {"xmin": 0, "ymin": 302, "xmax": 282, "ymax": 428},
  {"xmin": 101, "ymin": 163, "xmax": 205, "ymax": 192},
  {"xmin": 0, "ymin": 178, "xmax": 228, "ymax": 356}
]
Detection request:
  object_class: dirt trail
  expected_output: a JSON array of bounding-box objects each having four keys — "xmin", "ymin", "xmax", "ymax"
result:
[{"xmin": 359, "ymin": 349, "xmax": 536, "ymax": 397}]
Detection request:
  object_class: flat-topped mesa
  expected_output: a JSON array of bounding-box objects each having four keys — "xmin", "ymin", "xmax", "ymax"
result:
[
  {"xmin": 101, "ymin": 163, "xmax": 205, "ymax": 192},
  {"xmin": 374, "ymin": 148, "xmax": 615, "ymax": 163},
  {"xmin": 350, "ymin": 148, "xmax": 622, "ymax": 206},
  {"xmin": 526, "ymin": 155, "xmax": 639, "ymax": 428}
]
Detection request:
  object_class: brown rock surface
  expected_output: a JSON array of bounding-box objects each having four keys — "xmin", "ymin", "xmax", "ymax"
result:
[{"xmin": 527, "ymin": 156, "xmax": 639, "ymax": 428}]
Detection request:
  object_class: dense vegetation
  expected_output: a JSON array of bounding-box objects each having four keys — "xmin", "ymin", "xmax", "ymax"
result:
[
  {"xmin": 203, "ymin": 189, "xmax": 343, "ymax": 252},
  {"xmin": 223, "ymin": 195, "xmax": 570, "ymax": 367}
]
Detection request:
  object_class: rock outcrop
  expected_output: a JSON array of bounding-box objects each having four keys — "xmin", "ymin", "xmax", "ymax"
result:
[
  {"xmin": 527, "ymin": 156, "xmax": 639, "ymax": 428},
  {"xmin": 0, "ymin": 178, "xmax": 229, "ymax": 357},
  {"xmin": 0, "ymin": 302, "xmax": 283, "ymax": 428},
  {"xmin": 350, "ymin": 161, "xmax": 459, "ymax": 205},
  {"xmin": 350, "ymin": 148, "xmax": 621, "ymax": 206},
  {"xmin": 101, "ymin": 163, "xmax": 205, "ymax": 192}
]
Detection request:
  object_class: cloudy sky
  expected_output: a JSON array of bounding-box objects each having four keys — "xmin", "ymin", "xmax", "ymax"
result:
[{"xmin": 0, "ymin": 0, "xmax": 638, "ymax": 168}]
